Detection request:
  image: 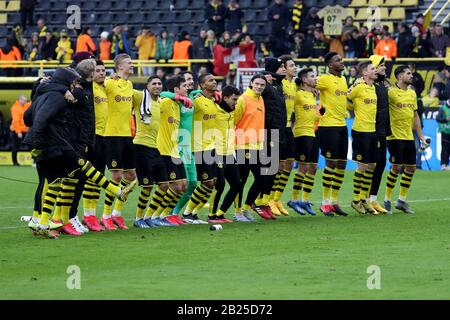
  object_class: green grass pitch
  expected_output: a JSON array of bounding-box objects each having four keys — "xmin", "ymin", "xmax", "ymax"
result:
[{"xmin": 0, "ymin": 166, "xmax": 449, "ymax": 299}]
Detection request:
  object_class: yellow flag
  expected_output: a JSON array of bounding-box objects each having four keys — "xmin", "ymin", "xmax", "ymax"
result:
[
  {"xmin": 423, "ymin": 10, "xmax": 432, "ymax": 29},
  {"xmin": 446, "ymin": 47, "xmax": 450, "ymax": 66}
]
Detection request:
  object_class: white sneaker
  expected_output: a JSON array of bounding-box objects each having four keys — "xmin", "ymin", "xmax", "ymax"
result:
[
  {"xmin": 70, "ymin": 217, "xmax": 88, "ymax": 233},
  {"xmin": 193, "ymin": 219, "xmax": 209, "ymax": 225},
  {"xmin": 441, "ymin": 164, "xmax": 447, "ymax": 171}
]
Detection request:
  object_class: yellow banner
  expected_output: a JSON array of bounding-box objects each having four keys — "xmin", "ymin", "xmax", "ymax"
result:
[
  {"xmin": 0, "ymin": 152, "xmax": 34, "ymax": 166},
  {"xmin": 446, "ymin": 47, "xmax": 450, "ymax": 66}
]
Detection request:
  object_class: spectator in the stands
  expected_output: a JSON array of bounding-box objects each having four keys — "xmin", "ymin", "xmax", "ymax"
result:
[
  {"xmin": 365, "ymin": 26, "xmax": 380, "ymax": 57},
  {"xmin": 328, "ymin": 35, "xmax": 344, "ymax": 58},
  {"xmin": 37, "ymin": 18, "xmax": 47, "ymax": 41},
  {"xmin": 352, "ymin": 29, "xmax": 367, "ymax": 58},
  {"xmin": 226, "ymin": 0, "xmax": 243, "ymax": 33},
  {"xmin": 302, "ymin": 7, "xmax": 322, "ymax": 32},
  {"xmin": 407, "ymin": 63, "xmax": 425, "ymax": 97},
  {"xmin": 346, "ymin": 65, "xmax": 358, "ymax": 87},
  {"xmin": 268, "ymin": 0, "xmax": 291, "ymax": 36},
  {"xmin": 205, "ymin": 0, "xmax": 227, "ymax": 36},
  {"xmin": 192, "ymin": 29, "xmax": 209, "ymax": 59},
  {"xmin": 24, "ymin": 32, "xmax": 39, "ymax": 61},
  {"xmin": 135, "ymin": 27, "xmax": 156, "ymax": 60},
  {"xmin": 39, "ymin": 30, "xmax": 58, "ymax": 60},
  {"xmin": 156, "ymin": 30, "xmax": 174, "ymax": 62},
  {"xmin": 0, "ymin": 37, "xmax": 22, "ymax": 76},
  {"xmin": 433, "ymin": 66, "xmax": 450, "ymax": 100},
  {"xmin": 110, "ymin": 25, "xmax": 131, "ymax": 58},
  {"xmin": 173, "ymin": 31, "xmax": 192, "ymax": 61},
  {"xmin": 343, "ymin": 31, "xmax": 356, "ymax": 58},
  {"xmin": 291, "ymin": 0, "xmax": 303, "ymax": 32},
  {"xmin": 290, "ymin": 33, "xmax": 303, "ymax": 58},
  {"xmin": 422, "ymin": 87, "xmax": 441, "ymax": 108},
  {"xmin": 310, "ymin": 27, "xmax": 329, "ymax": 59},
  {"xmin": 204, "ymin": 30, "xmax": 218, "ymax": 59},
  {"xmin": 437, "ymin": 99, "xmax": 450, "ymax": 170},
  {"xmin": 219, "ymin": 31, "xmax": 233, "ymax": 48},
  {"xmin": 342, "ymin": 16, "xmax": 358, "ymax": 35},
  {"xmin": 414, "ymin": 13, "xmax": 426, "ymax": 34},
  {"xmin": 431, "ymin": 25, "xmax": 450, "ymax": 58},
  {"xmin": 410, "ymin": 26, "xmax": 432, "ymax": 58},
  {"xmin": 223, "ymin": 63, "xmax": 237, "ymax": 87},
  {"xmin": 397, "ymin": 23, "xmax": 415, "ymax": 58},
  {"xmin": 76, "ymin": 26, "xmax": 96, "ymax": 55},
  {"xmin": 10, "ymin": 25, "xmax": 24, "ymax": 53},
  {"xmin": 256, "ymin": 38, "xmax": 271, "ymax": 62},
  {"xmin": 20, "ymin": 0, "xmax": 36, "ymax": 31},
  {"xmin": 55, "ymin": 29, "xmax": 74, "ymax": 63},
  {"xmin": 9, "ymin": 95, "xmax": 29, "ymax": 166},
  {"xmin": 99, "ymin": 31, "xmax": 111, "ymax": 61},
  {"xmin": 374, "ymin": 32, "xmax": 397, "ymax": 58}
]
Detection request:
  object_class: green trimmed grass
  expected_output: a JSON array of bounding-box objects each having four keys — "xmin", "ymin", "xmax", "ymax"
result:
[{"xmin": 0, "ymin": 166, "xmax": 449, "ymax": 299}]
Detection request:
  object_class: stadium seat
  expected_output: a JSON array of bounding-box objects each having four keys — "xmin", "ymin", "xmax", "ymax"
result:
[
  {"xmin": 388, "ymin": 7, "xmax": 405, "ymax": 20},
  {"xmin": 129, "ymin": 13, "xmax": 144, "ymax": 24},
  {"xmin": 0, "ymin": 26, "xmax": 8, "ymax": 36},
  {"xmin": 355, "ymin": 8, "xmax": 370, "ymax": 20},
  {"xmin": 174, "ymin": 0, "xmax": 189, "ymax": 9},
  {"xmin": 319, "ymin": 0, "xmax": 337, "ymax": 7},
  {"xmin": 35, "ymin": 1, "xmax": 51, "ymax": 11},
  {"xmin": 349, "ymin": 0, "xmax": 367, "ymax": 7},
  {"xmin": 243, "ymin": 10, "xmax": 256, "ymax": 22},
  {"xmin": 175, "ymin": 11, "xmax": 192, "ymax": 23},
  {"xmin": 384, "ymin": 0, "xmax": 402, "ymax": 6},
  {"xmin": 1, "ymin": 1, "xmax": 20, "ymax": 12},
  {"xmin": 239, "ymin": 0, "xmax": 252, "ymax": 9},
  {"xmin": 82, "ymin": 2, "xmax": 96, "ymax": 11},
  {"xmin": 49, "ymin": 1, "xmax": 67, "ymax": 12},
  {"xmin": 96, "ymin": 2, "xmax": 112, "ymax": 11},
  {"xmin": 346, "ymin": 8, "xmax": 356, "ymax": 19},
  {"xmin": 253, "ymin": 0, "xmax": 269, "ymax": 9},
  {"xmin": 337, "ymin": 0, "xmax": 352, "ymax": 6},
  {"xmin": 0, "ymin": 13, "xmax": 7, "ymax": 25},
  {"xmin": 111, "ymin": 1, "xmax": 127, "ymax": 11},
  {"xmin": 160, "ymin": 11, "xmax": 176, "ymax": 23},
  {"xmin": 400, "ymin": 0, "xmax": 418, "ymax": 6},
  {"xmin": 7, "ymin": 13, "xmax": 20, "ymax": 25},
  {"xmin": 367, "ymin": 0, "xmax": 384, "ymax": 6},
  {"xmin": 191, "ymin": 11, "xmax": 206, "ymax": 23},
  {"xmin": 189, "ymin": 0, "xmax": 204, "ymax": 9}
]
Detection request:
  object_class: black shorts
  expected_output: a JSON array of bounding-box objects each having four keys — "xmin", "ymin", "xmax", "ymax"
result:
[
  {"xmin": 295, "ymin": 136, "xmax": 319, "ymax": 164},
  {"xmin": 387, "ymin": 139, "xmax": 416, "ymax": 166},
  {"xmin": 194, "ymin": 150, "xmax": 218, "ymax": 182},
  {"xmin": 280, "ymin": 127, "xmax": 296, "ymax": 161},
  {"xmin": 135, "ymin": 144, "xmax": 168, "ymax": 186},
  {"xmin": 351, "ymin": 130, "xmax": 378, "ymax": 164},
  {"xmin": 88, "ymin": 135, "xmax": 107, "ymax": 173},
  {"xmin": 317, "ymin": 126, "xmax": 349, "ymax": 161},
  {"xmin": 38, "ymin": 150, "xmax": 83, "ymax": 184},
  {"xmin": 162, "ymin": 155, "xmax": 186, "ymax": 181},
  {"xmin": 104, "ymin": 136, "xmax": 136, "ymax": 171}
]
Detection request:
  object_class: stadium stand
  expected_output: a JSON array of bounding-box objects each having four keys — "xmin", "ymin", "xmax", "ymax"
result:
[{"xmin": 1, "ymin": 0, "xmax": 446, "ymax": 50}]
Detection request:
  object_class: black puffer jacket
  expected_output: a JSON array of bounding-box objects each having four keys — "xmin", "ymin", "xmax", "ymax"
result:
[
  {"xmin": 23, "ymin": 68, "xmax": 81, "ymax": 161},
  {"xmin": 262, "ymin": 73, "xmax": 287, "ymax": 144},
  {"xmin": 374, "ymin": 74, "xmax": 392, "ymax": 138},
  {"xmin": 67, "ymin": 78, "xmax": 95, "ymax": 154}
]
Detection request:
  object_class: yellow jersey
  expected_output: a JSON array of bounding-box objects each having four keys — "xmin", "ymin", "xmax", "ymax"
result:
[
  {"xmin": 387, "ymin": 86, "xmax": 417, "ymax": 141},
  {"xmin": 317, "ymin": 73, "xmax": 348, "ymax": 127},
  {"xmin": 132, "ymin": 90, "xmax": 160, "ymax": 149},
  {"xmin": 347, "ymin": 81, "xmax": 377, "ymax": 133},
  {"xmin": 192, "ymin": 94, "xmax": 219, "ymax": 152},
  {"xmin": 103, "ymin": 78, "xmax": 134, "ymax": 137},
  {"xmin": 93, "ymin": 81, "xmax": 108, "ymax": 136},
  {"xmin": 157, "ymin": 98, "xmax": 181, "ymax": 158},
  {"xmin": 293, "ymin": 89, "xmax": 318, "ymax": 137},
  {"xmin": 214, "ymin": 107, "xmax": 235, "ymax": 156},
  {"xmin": 282, "ymin": 78, "xmax": 297, "ymax": 127}
]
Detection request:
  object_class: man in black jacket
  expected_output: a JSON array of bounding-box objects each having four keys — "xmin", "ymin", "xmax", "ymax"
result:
[
  {"xmin": 24, "ymin": 68, "xmax": 132, "ymax": 238},
  {"xmin": 253, "ymin": 57, "xmax": 287, "ymax": 219},
  {"xmin": 368, "ymin": 55, "xmax": 391, "ymax": 214},
  {"xmin": 268, "ymin": 0, "xmax": 291, "ymax": 36},
  {"xmin": 205, "ymin": 0, "xmax": 227, "ymax": 36},
  {"xmin": 396, "ymin": 23, "xmax": 415, "ymax": 58}
]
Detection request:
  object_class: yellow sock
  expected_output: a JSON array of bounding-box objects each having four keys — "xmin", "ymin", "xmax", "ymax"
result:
[
  {"xmin": 242, "ymin": 204, "xmax": 251, "ymax": 211},
  {"xmin": 384, "ymin": 169, "xmax": 399, "ymax": 202},
  {"xmin": 52, "ymin": 196, "xmax": 62, "ymax": 222},
  {"xmin": 216, "ymin": 209, "xmax": 225, "ymax": 217},
  {"xmin": 399, "ymin": 170, "xmax": 414, "ymax": 201},
  {"xmin": 331, "ymin": 168, "xmax": 345, "ymax": 203},
  {"xmin": 103, "ymin": 180, "xmax": 119, "ymax": 216},
  {"xmin": 301, "ymin": 173, "xmax": 316, "ymax": 202},
  {"xmin": 360, "ymin": 169, "xmax": 374, "ymax": 200},
  {"xmin": 292, "ymin": 171, "xmax": 304, "ymax": 200},
  {"xmin": 145, "ymin": 187, "xmax": 166, "ymax": 218},
  {"xmin": 322, "ymin": 167, "xmax": 333, "ymax": 203},
  {"xmin": 353, "ymin": 169, "xmax": 364, "ymax": 202},
  {"xmin": 40, "ymin": 180, "xmax": 61, "ymax": 226},
  {"xmin": 112, "ymin": 178, "xmax": 131, "ymax": 214},
  {"xmin": 274, "ymin": 170, "xmax": 290, "ymax": 200},
  {"xmin": 160, "ymin": 189, "xmax": 181, "ymax": 218},
  {"xmin": 136, "ymin": 188, "xmax": 151, "ymax": 219},
  {"xmin": 262, "ymin": 193, "xmax": 270, "ymax": 205},
  {"xmin": 269, "ymin": 172, "xmax": 281, "ymax": 200},
  {"xmin": 184, "ymin": 185, "xmax": 212, "ymax": 215},
  {"xmin": 32, "ymin": 210, "xmax": 40, "ymax": 219}
]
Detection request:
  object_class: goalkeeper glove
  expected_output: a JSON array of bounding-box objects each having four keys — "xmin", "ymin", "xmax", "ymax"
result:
[
  {"xmin": 31, "ymin": 149, "xmax": 43, "ymax": 158},
  {"xmin": 418, "ymin": 138, "xmax": 431, "ymax": 152},
  {"xmin": 174, "ymin": 95, "xmax": 193, "ymax": 108}
]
